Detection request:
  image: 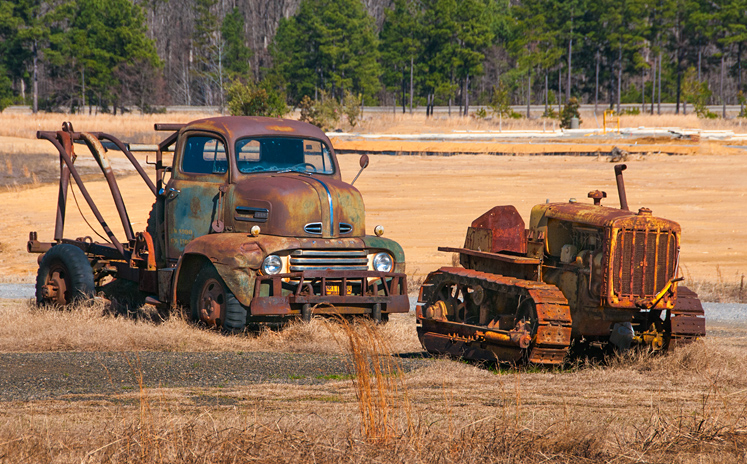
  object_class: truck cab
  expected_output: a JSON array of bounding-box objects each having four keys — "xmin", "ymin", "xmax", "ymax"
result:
[{"xmin": 153, "ymin": 117, "xmax": 408, "ymax": 329}]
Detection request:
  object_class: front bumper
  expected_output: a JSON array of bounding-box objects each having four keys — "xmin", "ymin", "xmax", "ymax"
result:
[{"xmin": 249, "ymin": 269, "xmax": 408, "ymax": 316}]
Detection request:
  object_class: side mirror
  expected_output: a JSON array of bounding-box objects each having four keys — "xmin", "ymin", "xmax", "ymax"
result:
[{"xmin": 351, "ymin": 154, "xmax": 369, "ymax": 186}]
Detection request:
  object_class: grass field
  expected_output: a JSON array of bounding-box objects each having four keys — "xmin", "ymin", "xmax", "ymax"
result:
[{"xmin": 0, "ymin": 298, "xmax": 745, "ymax": 463}]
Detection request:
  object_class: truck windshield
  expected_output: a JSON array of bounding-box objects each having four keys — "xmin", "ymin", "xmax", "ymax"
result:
[{"xmin": 235, "ymin": 137, "xmax": 335, "ymax": 174}]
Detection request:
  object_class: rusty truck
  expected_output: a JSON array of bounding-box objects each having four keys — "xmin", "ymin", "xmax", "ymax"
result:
[
  {"xmin": 29, "ymin": 117, "xmax": 408, "ymax": 329},
  {"xmin": 416, "ymin": 165, "xmax": 705, "ymax": 364}
]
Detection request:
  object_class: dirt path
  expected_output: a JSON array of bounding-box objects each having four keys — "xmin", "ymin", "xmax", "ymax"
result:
[
  {"xmin": 0, "ymin": 151, "xmax": 744, "ymax": 283},
  {"xmin": 0, "ymin": 351, "xmax": 430, "ymax": 402}
]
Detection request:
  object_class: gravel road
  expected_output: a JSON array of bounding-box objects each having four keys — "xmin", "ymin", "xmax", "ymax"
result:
[{"xmin": 0, "ymin": 351, "xmax": 431, "ymax": 402}]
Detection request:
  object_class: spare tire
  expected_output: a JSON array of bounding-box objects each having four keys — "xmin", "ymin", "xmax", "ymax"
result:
[{"xmin": 35, "ymin": 244, "xmax": 95, "ymax": 306}]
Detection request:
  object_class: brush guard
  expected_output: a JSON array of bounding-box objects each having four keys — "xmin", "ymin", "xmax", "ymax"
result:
[{"xmin": 249, "ymin": 270, "xmax": 408, "ymax": 316}]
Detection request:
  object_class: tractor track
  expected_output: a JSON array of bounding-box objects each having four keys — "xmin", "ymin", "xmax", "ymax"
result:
[{"xmin": 417, "ymin": 267, "xmax": 572, "ymax": 364}]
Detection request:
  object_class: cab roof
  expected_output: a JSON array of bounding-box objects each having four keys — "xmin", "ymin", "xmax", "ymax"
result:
[{"xmin": 179, "ymin": 116, "xmax": 333, "ymax": 148}]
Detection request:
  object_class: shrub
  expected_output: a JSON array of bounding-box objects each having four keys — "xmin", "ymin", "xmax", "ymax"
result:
[
  {"xmin": 489, "ymin": 82, "xmax": 521, "ymax": 119},
  {"xmin": 560, "ymin": 97, "xmax": 581, "ymax": 128},
  {"xmin": 227, "ymin": 80, "xmax": 288, "ymax": 118}
]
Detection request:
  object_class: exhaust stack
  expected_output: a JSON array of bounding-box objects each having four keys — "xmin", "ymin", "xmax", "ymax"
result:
[{"xmin": 614, "ymin": 164, "xmax": 629, "ymax": 211}]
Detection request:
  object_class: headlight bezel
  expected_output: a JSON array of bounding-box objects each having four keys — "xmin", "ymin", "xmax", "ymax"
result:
[
  {"xmin": 372, "ymin": 252, "xmax": 394, "ymax": 273},
  {"xmin": 261, "ymin": 254, "xmax": 283, "ymax": 275}
]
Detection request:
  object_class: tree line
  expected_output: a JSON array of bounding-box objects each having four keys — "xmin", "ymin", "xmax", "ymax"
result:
[{"xmin": 1, "ymin": 0, "xmax": 746, "ymax": 118}]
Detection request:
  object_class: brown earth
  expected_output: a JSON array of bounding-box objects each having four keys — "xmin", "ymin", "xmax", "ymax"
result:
[{"xmin": 0, "ymin": 144, "xmax": 745, "ymax": 285}]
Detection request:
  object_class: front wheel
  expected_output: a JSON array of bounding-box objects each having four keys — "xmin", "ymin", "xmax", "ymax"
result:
[
  {"xmin": 190, "ymin": 264, "xmax": 246, "ymax": 332},
  {"xmin": 35, "ymin": 244, "xmax": 95, "ymax": 306}
]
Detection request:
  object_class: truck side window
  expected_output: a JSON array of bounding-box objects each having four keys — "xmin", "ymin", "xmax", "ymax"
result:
[{"xmin": 182, "ymin": 136, "xmax": 227, "ymax": 175}]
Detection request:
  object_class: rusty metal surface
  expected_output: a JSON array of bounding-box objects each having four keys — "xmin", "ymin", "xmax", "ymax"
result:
[
  {"xmin": 32, "ymin": 118, "xmax": 408, "ymax": 326},
  {"xmin": 465, "ymin": 205, "xmax": 527, "ymax": 254},
  {"xmin": 605, "ymin": 220, "xmax": 680, "ymax": 309},
  {"xmin": 614, "ymin": 164, "xmax": 629, "ymax": 210},
  {"xmin": 250, "ymin": 270, "xmax": 408, "ymax": 316},
  {"xmin": 227, "ymin": 173, "xmax": 365, "ymax": 239},
  {"xmin": 416, "ymin": 267, "xmax": 572, "ymax": 365},
  {"xmin": 97, "ymin": 133, "xmax": 157, "ymax": 196},
  {"xmin": 182, "ymin": 117, "xmax": 335, "ymax": 151},
  {"xmin": 37, "ymin": 129, "xmax": 125, "ymax": 257},
  {"xmin": 670, "ymin": 286, "xmax": 706, "ymax": 342},
  {"xmin": 418, "ymin": 165, "xmax": 702, "ymax": 363},
  {"xmin": 438, "ymin": 247, "xmax": 540, "ymax": 265},
  {"xmin": 172, "ymin": 220, "xmax": 405, "ymax": 309},
  {"xmin": 79, "ymin": 132, "xmax": 135, "ymax": 242},
  {"xmin": 532, "ymin": 202, "xmax": 678, "ymax": 230}
]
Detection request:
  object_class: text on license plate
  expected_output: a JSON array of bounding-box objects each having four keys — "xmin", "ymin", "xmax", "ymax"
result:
[{"xmin": 325, "ymin": 284, "xmax": 353, "ymax": 295}]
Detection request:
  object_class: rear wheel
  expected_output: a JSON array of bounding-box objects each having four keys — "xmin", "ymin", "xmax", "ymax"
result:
[
  {"xmin": 190, "ymin": 265, "xmax": 246, "ymax": 332},
  {"xmin": 35, "ymin": 244, "xmax": 95, "ymax": 306}
]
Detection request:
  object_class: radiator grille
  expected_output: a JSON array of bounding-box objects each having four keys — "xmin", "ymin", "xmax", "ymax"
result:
[
  {"xmin": 290, "ymin": 249, "xmax": 368, "ymax": 272},
  {"xmin": 612, "ymin": 228, "xmax": 677, "ymax": 298}
]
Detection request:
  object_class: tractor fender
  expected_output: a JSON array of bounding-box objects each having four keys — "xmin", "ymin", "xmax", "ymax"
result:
[{"xmin": 171, "ymin": 233, "xmax": 265, "ymax": 307}]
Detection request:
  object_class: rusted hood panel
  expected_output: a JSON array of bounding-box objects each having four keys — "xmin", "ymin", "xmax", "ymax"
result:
[
  {"xmin": 230, "ymin": 173, "xmax": 364, "ymax": 238},
  {"xmin": 531, "ymin": 203, "xmax": 680, "ymax": 231}
]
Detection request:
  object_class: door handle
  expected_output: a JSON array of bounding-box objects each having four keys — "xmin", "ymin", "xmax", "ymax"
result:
[{"xmin": 167, "ymin": 187, "xmax": 180, "ymax": 199}]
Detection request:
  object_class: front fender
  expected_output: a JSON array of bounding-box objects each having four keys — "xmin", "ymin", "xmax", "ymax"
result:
[
  {"xmin": 362, "ymin": 235, "xmax": 406, "ymax": 273},
  {"xmin": 174, "ymin": 233, "xmax": 266, "ymax": 307}
]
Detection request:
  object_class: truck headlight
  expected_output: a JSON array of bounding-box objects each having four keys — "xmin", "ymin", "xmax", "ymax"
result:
[
  {"xmin": 373, "ymin": 252, "xmax": 393, "ymax": 272},
  {"xmin": 262, "ymin": 255, "xmax": 282, "ymax": 275}
]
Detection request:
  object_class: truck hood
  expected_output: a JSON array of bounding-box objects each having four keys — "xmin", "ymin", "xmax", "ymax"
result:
[{"xmin": 229, "ymin": 173, "xmax": 365, "ymax": 238}]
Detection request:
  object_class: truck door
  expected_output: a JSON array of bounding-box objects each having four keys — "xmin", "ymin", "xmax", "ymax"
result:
[{"xmin": 164, "ymin": 133, "xmax": 229, "ymax": 262}]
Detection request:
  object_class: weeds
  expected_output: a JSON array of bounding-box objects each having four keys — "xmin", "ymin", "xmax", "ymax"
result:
[
  {"xmin": 683, "ymin": 266, "xmax": 746, "ymax": 303},
  {"xmin": 325, "ymin": 317, "xmax": 414, "ymax": 444}
]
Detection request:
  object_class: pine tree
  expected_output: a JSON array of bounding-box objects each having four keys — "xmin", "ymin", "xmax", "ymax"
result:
[{"xmin": 271, "ymin": 0, "xmax": 380, "ymax": 104}]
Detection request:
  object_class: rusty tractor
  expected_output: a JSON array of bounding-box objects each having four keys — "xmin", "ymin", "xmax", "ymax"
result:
[
  {"xmin": 29, "ymin": 117, "xmax": 408, "ymax": 329},
  {"xmin": 416, "ymin": 165, "xmax": 705, "ymax": 365}
]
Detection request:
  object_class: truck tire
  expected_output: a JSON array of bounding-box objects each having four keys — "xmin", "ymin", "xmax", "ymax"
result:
[
  {"xmin": 35, "ymin": 244, "xmax": 95, "ymax": 306},
  {"xmin": 190, "ymin": 264, "xmax": 246, "ymax": 332}
]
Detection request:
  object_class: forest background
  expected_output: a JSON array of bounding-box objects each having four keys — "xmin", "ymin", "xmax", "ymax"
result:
[{"xmin": 1, "ymin": 0, "xmax": 745, "ymax": 120}]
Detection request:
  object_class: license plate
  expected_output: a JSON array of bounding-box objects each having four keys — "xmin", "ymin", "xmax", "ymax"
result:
[{"xmin": 325, "ymin": 284, "xmax": 352, "ymax": 295}]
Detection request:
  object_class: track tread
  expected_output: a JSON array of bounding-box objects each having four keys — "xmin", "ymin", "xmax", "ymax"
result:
[
  {"xmin": 417, "ymin": 267, "xmax": 572, "ymax": 365},
  {"xmin": 670, "ymin": 285, "xmax": 705, "ymax": 343}
]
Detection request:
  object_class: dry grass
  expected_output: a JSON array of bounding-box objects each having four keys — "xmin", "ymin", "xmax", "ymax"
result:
[
  {"xmin": 0, "ymin": 299, "xmax": 422, "ymax": 354},
  {"xmin": 0, "ymin": 112, "xmax": 215, "ymax": 143},
  {"xmin": 683, "ymin": 266, "xmax": 746, "ymax": 304},
  {"xmin": 3, "ymin": 111, "xmax": 747, "ymax": 143},
  {"xmin": 0, "ymin": 330, "xmax": 746, "ymax": 463},
  {"xmin": 356, "ymin": 111, "xmax": 747, "ymax": 133}
]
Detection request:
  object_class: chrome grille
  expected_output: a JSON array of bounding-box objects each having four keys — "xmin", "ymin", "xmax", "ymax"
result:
[
  {"xmin": 339, "ymin": 223, "xmax": 353, "ymax": 234},
  {"xmin": 612, "ymin": 228, "xmax": 677, "ymax": 298},
  {"xmin": 290, "ymin": 249, "xmax": 368, "ymax": 271},
  {"xmin": 304, "ymin": 222, "xmax": 323, "ymax": 235}
]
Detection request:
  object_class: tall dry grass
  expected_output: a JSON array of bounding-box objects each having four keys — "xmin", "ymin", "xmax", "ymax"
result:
[
  {"xmin": 682, "ymin": 266, "xmax": 746, "ymax": 303},
  {"xmin": 328, "ymin": 318, "xmax": 414, "ymax": 444},
  {"xmin": 1, "ymin": 338, "xmax": 745, "ymax": 463},
  {"xmin": 0, "ymin": 299, "xmax": 422, "ymax": 354}
]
